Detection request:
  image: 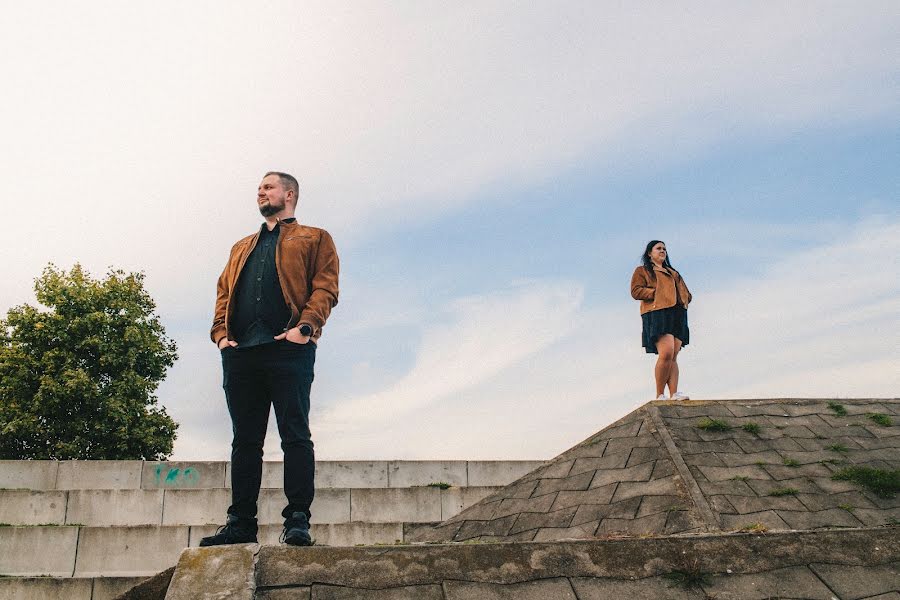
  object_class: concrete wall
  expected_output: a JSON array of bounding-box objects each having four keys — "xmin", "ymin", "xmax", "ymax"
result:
[{"xmin": 0, "ymin": 460, "xmax": 542, "ymax": 491}]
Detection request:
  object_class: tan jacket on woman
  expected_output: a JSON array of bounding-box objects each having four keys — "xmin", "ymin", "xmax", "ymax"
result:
[{"xmin": 630, "ymin": 265, "xmax": 692, "ymax": 315}]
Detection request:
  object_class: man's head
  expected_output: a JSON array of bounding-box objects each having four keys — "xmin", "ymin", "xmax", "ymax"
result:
[{"xmin": 257, "ymin": 171, "xmax": 299, "ymax": 218}]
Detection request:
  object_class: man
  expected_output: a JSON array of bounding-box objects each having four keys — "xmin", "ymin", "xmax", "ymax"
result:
[{"xmin": 201, "ymin": 171, "xmax": 339, "ymax": 546}]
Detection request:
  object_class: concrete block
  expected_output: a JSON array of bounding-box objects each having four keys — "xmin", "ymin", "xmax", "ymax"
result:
[
  {"xmin": 0, "ymin": 577, "xmax": 92, "ymax": 600},
  {"xmin": 258, "ymin": 488, "xmax": 353, "ymax": 525},
  {"xmin": 441, "ymin": 486, "xmax": 503, "ymax": 520},
  {"xmin": 0, "ymin": 526, "xmax": 78, "ymax": 576},
  {"xmin": 810, "ymin": 561, "xmax": 900, "ymax": 599},
  {"xmin": 74, "ymin": 525, "xmax": 189, "ymax": 577},
  {"xmin": 66, "ymin": 489, "xmax": 164, "ymax": 526},
  {"xmin": 467, "ymin": 461, "xmax": 544, "ymax": 487},
  {"xmin": 705, "ymin": 565, "xmax": 834, "ymax": 599},
  {"xmin": 56, "ymin": 460, "xmax": 142, "ymax": 490},
  {"xmin": 387, "ymin": 461, "xmax": 467, "ymax": 487},
  {"xmin": 142, "ymin": 461, "xmax": 226, "ymax": 489},
  {"xmin": 92, "ymin": 576, "xmax": 151, "ymax": 600},
  {"xmin": 162, "ymin": 489, "xmax": 230, "ymax": 525},
  {"xmin": 313, "ymin": 522, "xmax": 404, "ymax": 546},
  {"xmin": 226, "ymin": 461, "xmax": 284, "ymax": 489},
  {"xmin": 166, "ymin": 546, "xmax": 256, "ymax": 600},
  {"xmin": 315, "ymin": 461, "xmax": 389, "ymax": 488},
  {"xmin": 0, "ymin": 460, "xmax": 59, "ymax": 491},
  {"xmin": 0, "ymin": 490, "xmax": 67, "ymax": 525},
  {"xmin": 351, "ymin": 487, "xmax": 441, "ymax": 523}
]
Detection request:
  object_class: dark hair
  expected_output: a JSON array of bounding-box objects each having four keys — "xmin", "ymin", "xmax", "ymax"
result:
[
  {"xmin": 641, "ymin": 240, "xmax": 674, "ymax": 278},
  {"xmin": 264, "ymin": 171, "xmax": 299, "ymax": 199}
]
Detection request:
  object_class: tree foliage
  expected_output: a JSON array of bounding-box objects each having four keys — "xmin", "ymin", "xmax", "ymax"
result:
[{"xmin": 0, "ymin": 264, "xmax": 179, "ymax": 459}]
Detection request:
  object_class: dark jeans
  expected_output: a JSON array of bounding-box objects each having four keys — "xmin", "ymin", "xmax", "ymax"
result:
[{"xmin": 221, "ymin": 340, "xmax": 316, "ymax": 521}]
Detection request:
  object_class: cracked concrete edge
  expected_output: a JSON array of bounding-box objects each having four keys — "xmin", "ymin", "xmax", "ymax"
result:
[
  {"xmin": 164, "ymin": 543, "xmax": 258, "ymax": 600},
  {"xmin": 645, "ymin": 405, "xmax": 719, "ymax": 532},
  {"xmin": 649, "ymin": 398, "xmax": 899, "ymax": 406},
  {"xmin": 251, "ymin": 527, "xmax": 899, "ymax": 588}
]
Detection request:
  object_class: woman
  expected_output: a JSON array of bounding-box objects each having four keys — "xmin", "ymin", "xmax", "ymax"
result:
[{"xmin": 630, "ymin": 240, "xmax": 692, "ymax": 400}]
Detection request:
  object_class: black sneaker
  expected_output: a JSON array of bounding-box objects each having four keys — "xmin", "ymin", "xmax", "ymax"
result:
[
  {"xmin": 281, "ymin": 511, "xmax": 314, "ymax": 546},
  {"xmin": 199, "ymin": 515, "xmax": 258, "ymax": 546}
]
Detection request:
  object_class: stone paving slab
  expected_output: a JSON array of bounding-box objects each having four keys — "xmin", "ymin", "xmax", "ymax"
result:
[
  {"xmin": 467, "ymin": 461, "xmax": 545, "ymax": 487},
  {"xmin": 443, "ymin": 577, "xmax": 578, "ymax": 599},
  {"xmin": 810, "ymin": 562, "xmax": 900, "ymax": 599},
  {"xmin": 570, "ymin": 575, "xmax": 705, "ymax": 599},
  {"xmin": 702, "ymin": 564, "xmax": 835, "ymax": 599}
]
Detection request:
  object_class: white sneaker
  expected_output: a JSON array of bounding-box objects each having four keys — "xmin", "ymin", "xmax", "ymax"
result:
[
  {"xmin": 657, "ymin": 394, "xmax": 668, "ymax": 400},
  {"xmin": 671, "ymin": 392, "xmax": 691, "ymax": 400}
]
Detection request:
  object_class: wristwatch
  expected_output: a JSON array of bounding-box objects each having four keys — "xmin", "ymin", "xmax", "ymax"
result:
[{"xmin": 298, "ymin": 324, "xmax": 313, "ymax": 337}]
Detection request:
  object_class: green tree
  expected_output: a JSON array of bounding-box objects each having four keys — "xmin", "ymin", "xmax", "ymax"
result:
[{"xmin": 0, "ymin": 264, "xmax": 178, "ymax": 459}]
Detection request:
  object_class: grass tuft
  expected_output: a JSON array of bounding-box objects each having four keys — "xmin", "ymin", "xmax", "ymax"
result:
[
  {"xmin": 741, "ymin": 422, "xmax": 761, "ymax": 434},
  {"xmin": 739, "ymin": 522, "xmax": 769, "ymax": 533},
  {"xmin": 697, "ymin": 418, "xmax": 731, "ymax": 432},
  {"xmin": 782, "ymin": 458, "xmax": 800, "ymax": 467},
  {"xmin": 426, "ymin": 482, "xmax": 451, "ymax": 490},
  {"xmin": 827, "ymin": 443, "xmax": 849, "ymax": 453},
  {"xmin": 827, "ymin": 401, "xmax": 848, "ymax": 416},
  {"xmin": 768, "ymin": 487, "xmax": 799, "ymax": 497},
  {"xmin": 832, "ymin": 466, "xmax": 900, "ymax": 499},
  {"xmin": 867, "ymin": 413, "xmax": 893, "ymax": 427}
]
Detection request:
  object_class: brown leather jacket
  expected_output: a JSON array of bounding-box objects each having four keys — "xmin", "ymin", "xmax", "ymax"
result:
[
  {"xmin": 211, "ymin": 220, "xmax": 339, "ymax": 344},
  {"xmin": 630, "ymin": 265, "xmax": 691, "ymax": 315}
]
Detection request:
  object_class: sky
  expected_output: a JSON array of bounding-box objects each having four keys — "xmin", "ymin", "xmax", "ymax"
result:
[{"xmin": 1, "ymin": 2, "xmax": 898, "ymax": 461}]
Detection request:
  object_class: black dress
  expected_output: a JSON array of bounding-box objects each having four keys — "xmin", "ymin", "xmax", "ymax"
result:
[{"xmin": 641, "ymin": 305, "xmax": 689, "ymax": 353}]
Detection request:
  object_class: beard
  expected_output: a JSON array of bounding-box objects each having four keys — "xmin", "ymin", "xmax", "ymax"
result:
[{"xmin": 258, "ymin": 200, "xmax": 283, "ymax": 217}]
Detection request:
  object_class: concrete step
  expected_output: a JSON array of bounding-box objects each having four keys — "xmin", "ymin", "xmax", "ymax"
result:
[
  {"xmin": 0, "ymin": 522, "xmax": 440, "ymax": 578},
  {"xmin": 0, "ymin": 485, "xmax": 501, "ymax": 527},
  {"xmin": 0, "ymin": 576, "xmax": 147, "ymax": 600},
  {"xmin": 0, "ymin": 459, "xmax": 543, "ymax": 491}
]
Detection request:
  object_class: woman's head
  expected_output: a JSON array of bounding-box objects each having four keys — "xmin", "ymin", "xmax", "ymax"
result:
[{"xmin": 642, "ymin": 240, "xmax": 673, "ymax": 273}]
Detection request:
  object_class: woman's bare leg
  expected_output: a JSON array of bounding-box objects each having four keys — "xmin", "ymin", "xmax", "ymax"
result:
[
  {"xmin": 654, "ymin": 335, "xmax": 675, "ymax": 397},
  {"xmin": 666, "ymin": 337, "xmax": 683, "ymax": 396}
]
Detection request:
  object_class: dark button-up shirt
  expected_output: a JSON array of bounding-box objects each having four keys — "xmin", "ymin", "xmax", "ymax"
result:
[{"xmin": 229, "ymin": 219, "xmax": 294, "ymax": 347}]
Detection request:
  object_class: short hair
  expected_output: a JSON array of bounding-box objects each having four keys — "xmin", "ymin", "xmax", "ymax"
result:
[{"xmin": 264, "ymin": 171, "xmax": 299, "ymax": 199}]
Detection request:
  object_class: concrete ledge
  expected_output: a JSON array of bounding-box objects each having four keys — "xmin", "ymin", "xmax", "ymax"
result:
[
  {"xmin": 0, "ymin": 526, "xmax": 78, "ymax": 576},
  {"xmin": 162, "ymin": 527, "xmax": 900, "ymax": 599},
  {"xmin": 188, "ymin": 522, "xmax": 406, "ymax": 547},
  {"xmin": 0, "ymin": 490, "xmax": 67, "ymax": 525},
  {"xmin": 74, "ymin": 525, "xmax": 189, "ymax": 577}
]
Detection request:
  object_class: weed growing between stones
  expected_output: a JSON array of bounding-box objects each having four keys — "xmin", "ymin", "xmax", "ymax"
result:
[
  {"xmin": 697, "ymin": 418, "xmax": 731, "ymax": 432},
  {"xmin": 741, "ymin": 422, "xmax": 761, "ymax": 434},
  {"xmin": 832, "ymin": 466, "xmax": 900, "ymax": 498},
  {"xmin": 782, "ymin": 458, "xmax": 800, "ymax": 467},
  {"xmin": 664, "ymin": 561, "xmax": 712, "ymax": 589},
  {"xmin": 827, "ymin": 443, "xmax": 849, "ymax": 452},
  {"xmin": 426, "ymin": 482, "xmax": 451, "ymax": 489},
  {"xmin": 827, "ymin": 402, "xmax": 848, "ymax": 416},
  {"xmin": 867, "ymin": 413, "xmax": 893, "ymax": 427},
  {"xmin": 838, "ymin": 504, "xmax": 855, "ymax": 513},
  {"xmin": 739, "ymin": 523, "xmax": 769, "ymax": 533},
  {"xmin": 768, "ymin": 488, "xmax": 799, "ymax": 497},
  {"xmin": 731, "ymin": 475, "xmax": 749, "ymax": 482}
]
